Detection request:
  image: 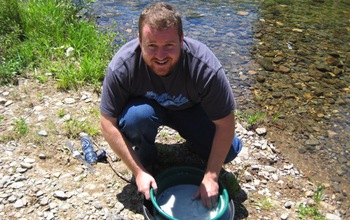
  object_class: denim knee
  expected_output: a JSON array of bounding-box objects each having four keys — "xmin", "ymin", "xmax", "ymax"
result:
[
  {"xmin": 224, "ymin": 135, "xmax": 243, "ymax": 163},
  {"xmin": 119, "ymin": 103, "xmax": 160, "ymax": 143}
]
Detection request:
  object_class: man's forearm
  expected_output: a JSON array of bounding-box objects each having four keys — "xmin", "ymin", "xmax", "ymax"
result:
[
  {"xmin": 205, "ymin": 113, "xmax": 235, "ymax": 180},
  {"xmin": 100, "ymin": 114, "xmax": 145, "ymax": 176}
]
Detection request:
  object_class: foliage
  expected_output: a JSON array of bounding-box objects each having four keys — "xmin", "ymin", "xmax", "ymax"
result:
[
  {"xmin": 297, "ymin": 185, "xmax": 326, "ymax": 219},
  {"xmin": 64, "ymin": 118, "xmax": 99, "ymax": 139},
  {"xmin": 297, "ymin": 204, "xmax": 326, "ymax": 220},
  {"xmin": 256, "ymin": 196, "xmax": 273, "ymax": 210},
  {"xmin": 236, "ymin": 110, "xmax": 267, "ymax": 129},
  {"xmin": 0, "ymin": 0, "xmax": 117, "ymax": 88},
  {"xmin": 14, "ymin": 118, "xmax": 29, "ymax": 137},
  {"xmin": 314, "ymin": 185, "xmax": 325, "ymax": 204},
  {"xmin": 57, "ymin": 109, "xmax": 66, "ymax": 118}
]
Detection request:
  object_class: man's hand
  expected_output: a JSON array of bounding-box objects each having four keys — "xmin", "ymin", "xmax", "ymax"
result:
[
  {"xmin": 136, "ymin": 171, "xmax": 158, "ymax": 200},
  {"xmin": 193, "ymin": 175, "xmax": 219, "ymax": 209}
]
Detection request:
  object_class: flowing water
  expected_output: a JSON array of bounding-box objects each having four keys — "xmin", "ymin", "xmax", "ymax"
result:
[{"xmin": 90, "ymin": 0, "xmax": 350, "ymax": 205}]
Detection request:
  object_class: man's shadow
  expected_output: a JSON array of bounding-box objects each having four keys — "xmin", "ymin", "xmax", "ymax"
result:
[{"xmin": 116, "ymin": 142, "xmax": 249, "ymax": 219}]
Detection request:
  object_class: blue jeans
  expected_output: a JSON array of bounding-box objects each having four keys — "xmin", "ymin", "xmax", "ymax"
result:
[{"xmin": 118, "ymin": 98, "xmax": 242, "ymax": 167}]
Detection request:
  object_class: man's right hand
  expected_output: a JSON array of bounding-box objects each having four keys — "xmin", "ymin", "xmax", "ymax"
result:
[{"xmin": 135, "ymin": 171, "xmax": 158, "ymax": 200}]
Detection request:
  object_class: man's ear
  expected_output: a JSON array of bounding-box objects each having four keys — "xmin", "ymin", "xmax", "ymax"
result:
[{"xmin": 138, "ymin": 33, "xmax": 142, "ymax": 45}]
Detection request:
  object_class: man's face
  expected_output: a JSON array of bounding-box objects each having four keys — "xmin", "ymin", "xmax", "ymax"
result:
[{"xmin": 139, "ymin": 24, "xmax": 183, "ymax": 77}]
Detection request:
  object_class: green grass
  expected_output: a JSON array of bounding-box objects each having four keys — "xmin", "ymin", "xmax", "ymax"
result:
[
  {"xmin": 64, "ymin": 118, "xmax": 100, "ymax": 139},
  {"xmin": 0, "ymin": 0, "xmax": 117, "ymax": 89},
  {"xmin": 297, "ymin": 185, "xmax": 326, "ymax": 219},
  {"xmin": 313, "ymin": 185, "xmax": 325, "ymax": 204},
  {"xmin": 297, "ymin": 205, "xmax": 326, "ymax": 220},
  {"xmin": 57, "ymin": 109, "xmax": 67, "ymax": 118},
  {"xmin": 236, "ymin": 110, "xmax": 267, "ymax": 129},
  {"xmin": 256, "ymin": 196, "xmax": 273, "ymax": 211},
  {"xmin": 14, "ymin": 117, "xmax": 29, "ymax": 137}
]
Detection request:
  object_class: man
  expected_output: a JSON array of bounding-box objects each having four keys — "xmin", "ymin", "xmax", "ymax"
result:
[{"xmin": 100, "ymin": 2, "xmax": 242, "ymax": 209}]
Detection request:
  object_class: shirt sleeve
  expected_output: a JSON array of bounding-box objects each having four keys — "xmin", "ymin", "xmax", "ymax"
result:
[
  {"xmin": 100, "ymin": 64, "xmax": 130, "ymax": 118},
  {"xmin": 199, "ymin": 67, "xmax": 236, "ymax": 120}
]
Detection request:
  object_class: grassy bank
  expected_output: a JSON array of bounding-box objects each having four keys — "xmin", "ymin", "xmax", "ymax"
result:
[{"xmin": 0, "ymin": 0, "xmax": 117, "ymax": 89}]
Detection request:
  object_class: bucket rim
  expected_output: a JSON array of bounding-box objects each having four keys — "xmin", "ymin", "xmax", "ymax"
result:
[{"xmin": 150, "ymin": 166, "xmax": 229, "ymax": 220}]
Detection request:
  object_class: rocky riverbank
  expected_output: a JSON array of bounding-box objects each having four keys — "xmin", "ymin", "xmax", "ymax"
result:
[{"xmin": 0, "ymin": 78, "xmax": 347, "ymax": 219}]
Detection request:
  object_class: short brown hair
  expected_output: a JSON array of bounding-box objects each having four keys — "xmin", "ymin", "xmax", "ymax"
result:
[{"xmin": 138, "ymin": 2, "xmax": 183, "ymax": 40}]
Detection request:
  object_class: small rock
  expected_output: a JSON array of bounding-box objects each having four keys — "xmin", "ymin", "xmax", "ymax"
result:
[
  {"xmin": 46, "ymin": 212, "xmax": 55, "ymax": 220},
  {"xmin": 256, "ymin": 75, "xmax": 266, "ymax": 83},
  {"xmin": 305, "ymin": 191, "xmax": 314, "ymax": 197},
  {"xmin": 281, "ymin": 213, "xmax": 289, "ymax": 220},
  {"xmin": 237, "ymin": 11, "xmax": 249, "ymax": 16},
  {"xmin": 64, "ymin": 98, "xmax": 76, "ymax": 104},
  {"xmin": 279, "ymin": 65, "xmax": 291, "ymax": 73},
  {"xmin": 62, "ymin": 114, "xmax": 71, "ymax": 121},
  {"xmin": 12, "ymin": 182, "xmax": 25, "ymax": 189},
  {"xmin": 39, "ymin": 154, "xmax": 47, "ymax": 159},
  {"xmin": 253, "ymin": 142, "xmax": 262, "ymax": 148},
  {"xmin": 4, "ymin": 100, "xmax": 13, "ymax": 107},
  {"xmin": 284, "ymin": 201, "xmax": 293, "ymax": 209},
  {"xmin": 284, "ymin": 164, "xmax": 294, "ymax": 170},
  {"xmin": 0, "ymin": 193, "xmax": 10, "ymax": 199},
  {"xmin": 0, "ymin": 97, "xmax": 6, "ymax": 104},
  {"xmin": 65, "ymin": 47, "xmax": 74, "ymax": 57},
  {"xmin": 272, "ymin": 92, "xmax": 283, "ymax": 98},
  {"xmin": 36, "ymin": 190, "xmax": 44, "ymax": 197},
  {"xmin": 247, "ymin": 131, "xmax": 255, "ymax": 136},
  {"xmin": 307, "ymin": 198, "xmax": 316, "ymax": 206},
  {"xmin": 258, "ymin": 58, "xmax": 274, "ymax": 71},
  {"xmin": 273, "ymin": 56, "xmax": 284, "ymax": 63},
  {"xmin": 244, "ymin": 171, "xmax": 253, "ymax": 182},
  {"xmin": 114, "ymin": 202, "xmax": 124, "ymax": 213},
  {"xmin": 238, "ymin": 147, "xmax": 249, "ymax": 160},
  {"xmin": 40, "ymin": 197, "xmax": 50, "ymax": 206},
  {"xmin": 93, "ymin": 201, "xmax": 103, "ymax": 210},
  {"xmin": 17, "ymin": 168, "xmax": 28, "ymax": 173},
  {"xmin": 53, "ymin": 172, "xmax": 61, "ymax": 178},
  {"xmin": 8, "ymin": 195, "xmax": 17, "ymax": 203},
  {"xmin": 37, "ymin": 130, "xmax": 48, "ymax": 137},
  {"xmin": 20, "ymin": 162, "xmax": 33, "ymax": 169},
  {"xmin": 53, "ymin": 191, "xmax": 69, "ymax": 200},
  {"xmin": 256, "ymin": 127, "xmax": 267, "ymax": 135},
  {"xmin": 327, "ymin": 130, "xmax": 337, "ymax": 138},
  {"xmin": 84, "ymin": 184, "xmax": 97, "ymax": 191},
  {"xmin": 325, "ymin": 213, "xmax": 342, "ymax": 220},
  {"xmin": 265, "ymin": 166, "xmax": 276, "ymax": 173},
  {"xmin": 268, "ymin": 144, "xmax": 276, "ymax": 153},
  {"xmin": 24, "ymin": 158, "xmax": 35, "ymax": 163},
  {"xmin": 14, "ymin": 199, "xmax": 25, "ymax": 208},
  {"xmin": 316, "ymin": 63, "xmax": 330, "ymax": 72},
  {"xmin": 292, "ymin": 28, "xmax": 303, "ymax": 32},
  {"xmin": 305, "ymin": 138, "xmax": 320, "ymax": 146},
  {"xmin": 60, "ymin": 203, "xmax": 71, "ymax": 211},
  {"xmin": 251, "ymin": 165, "xmax": 260, "ymax": 170}
]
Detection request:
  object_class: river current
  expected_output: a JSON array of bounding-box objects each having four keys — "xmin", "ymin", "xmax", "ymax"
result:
[{"xmin": 90, "ymin": 0, "xmax": 350, "ymax": 201}]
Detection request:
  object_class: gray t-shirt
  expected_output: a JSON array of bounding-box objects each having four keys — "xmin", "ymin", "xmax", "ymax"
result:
[{"xmin": 100, "ymin": 37, "xmax": 235, "ymax": 120}]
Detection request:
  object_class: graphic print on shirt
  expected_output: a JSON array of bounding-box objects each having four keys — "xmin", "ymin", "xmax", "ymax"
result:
[{"xmin": 145, "ymin": 91, "xmax": 189, "ymax": 108}]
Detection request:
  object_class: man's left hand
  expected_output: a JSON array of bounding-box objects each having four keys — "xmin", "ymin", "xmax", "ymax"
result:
[{"xmin": 193, "ymin": 176, "xmax": 219, "ymax": 209}]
